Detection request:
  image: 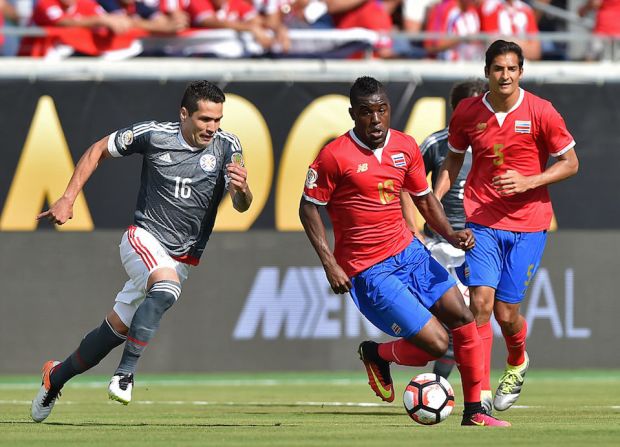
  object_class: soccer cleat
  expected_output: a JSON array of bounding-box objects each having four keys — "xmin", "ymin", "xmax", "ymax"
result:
[
  {"xmin": 31, "ymin": 360, "xmax": 61, "ymax": 422},
  {"xmin": 461, "ymin": 409, "xmax": 511, "ymax": 427},
  {"xmin": 481, "ymin": 389, "xmax": 494, "ymax": 414},
  {"xmin": 108, "ymin": 373, "xmax": 134, "ymax": 405},
  {"xmin": 494, "ymin": 352, "xmax": 529, "ymax": 411},
  {"xmin": 357, "ymin": 341, "xmax": 394, "ymax": 403}
]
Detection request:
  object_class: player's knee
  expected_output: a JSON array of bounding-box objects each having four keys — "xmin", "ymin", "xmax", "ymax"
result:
[
  {"xmin": 426, "ymin": 331, "xmax": 449, "ymax": 358},
  {"xmin": 146, "ymin": 280, "xmax": 181, "ymax": 313}
]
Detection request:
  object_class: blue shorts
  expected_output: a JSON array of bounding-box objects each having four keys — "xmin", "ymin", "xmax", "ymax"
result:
[
  {"xmin": 463, "ymin": 222, "xmax": 547, "ymax": 304},
  {"xmin": 349, "ymin": 239, "xmax": 456, "ymax": 338}
]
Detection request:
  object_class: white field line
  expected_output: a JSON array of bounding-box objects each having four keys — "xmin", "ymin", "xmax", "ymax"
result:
[
  {"xmin": 0, "ymin": 400, "xmax": 552, "ymax": 409},
  {"xmin": 3, "ymin": 375, "xmax": 619, "ymax": 391}
]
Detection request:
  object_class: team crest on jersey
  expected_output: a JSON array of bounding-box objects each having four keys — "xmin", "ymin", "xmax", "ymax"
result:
[
  {"xmin": 200, "ymin": 154, "xmax": 217, "ymax": 172},
  {"xmin": 121, "ymin": 130, "xmax": 134, "ymax": 147},
  {"xmin": 231, "ymin": 152, "xmax": 245, "ymax": 167},
  {"xmin": 515, "ymin": 120, "xmax": 531, "ymax": 134},
  {"xmin": 391, "ymin": 153, "xmax": 406, "ymax": 168},
  {"xmin": 305, "ymin": 168, "xmax": 318, "ymax": 189}
]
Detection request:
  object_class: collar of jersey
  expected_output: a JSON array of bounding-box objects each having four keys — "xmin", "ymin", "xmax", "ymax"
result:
[
  {"xmin": 348, "ymin": 129, "xmax": 391, "ymax": 152},
  {"xmin": 482, "ymin": 87, "xmax": 524, "ymax": 115},
  {"xmin": 177, "ymin": 130, "xmax": 207, "ymax": 152}
]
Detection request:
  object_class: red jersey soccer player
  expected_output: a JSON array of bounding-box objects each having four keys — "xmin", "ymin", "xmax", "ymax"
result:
[
  {"xmin": 436, "ymin": 40, "xmax": 579, "ymax": 413},
  {"xmin": 299, "ymin": 76, "xmax": 510, "ymax": 427}
]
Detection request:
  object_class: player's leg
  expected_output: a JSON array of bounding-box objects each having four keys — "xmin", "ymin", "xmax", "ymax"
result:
[
  {"xmin": 462, "ymin": 223, "xmax": 504, "ymax": 412},
  {"xmin": 109, "ymin": 268, "xmax": 181, "ymax": 404},
  {"xmin": 352, "ymin": 241, "xmax": 447, "ymax": 403},
  {"xmin": 469, "ymin": 285, "xmax": 496, "ymax": 413},
  {"xmin": 492, "ymin": 229, "xmax": 546, "ymax": 411},
  {"xmin": 431, "ymin": 283, "xmax": 510, "ymax": 427},
  {"xmin": 30, "ymin": 310, "xmax": 128, "ymax": 423},
  {"xmin": 108, "ymin": 226, "xmax": 187, "ymax": 405},
  {"xmin": 31, "ymin": 229, "xmax": 143, "ymax": 422}
]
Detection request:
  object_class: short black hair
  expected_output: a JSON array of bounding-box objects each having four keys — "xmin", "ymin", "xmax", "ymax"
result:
[
  {"xmin": 485, "ymin": 40, "xmax": 524, "ymax": 70},
  {"xmin": 181, "ymin": 80, "xmax": 226, "ymax": 115},
  {"xmin": 350, "ymin": 76, "xmax": 387, "ymax": 107},
  {"xmin": 449, "ymin": 79, "xmax": 487, "ymax": 110}
]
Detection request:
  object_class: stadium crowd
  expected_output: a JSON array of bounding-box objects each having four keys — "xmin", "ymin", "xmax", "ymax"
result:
[{"xmin": 0, "ymin": 0, "xmax": 618, "ymax": 59}]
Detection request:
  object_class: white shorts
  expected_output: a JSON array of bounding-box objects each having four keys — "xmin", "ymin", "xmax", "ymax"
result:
[
  {"xmin": 426, "ymin": 238, "xmax": 469, "ymax": 305},
  {"xmin": 113, "ymin": 226, "xmax": 190, "ymax": 326}
]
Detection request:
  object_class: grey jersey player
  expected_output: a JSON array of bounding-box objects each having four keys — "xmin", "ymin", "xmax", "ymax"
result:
[
  {"xmin": 31, "ymin": 81, "xmax": 252, "ymax": 423},
  {"xmin": 401, "ymin": 79, "xmax": 486, "ymax": 382}
]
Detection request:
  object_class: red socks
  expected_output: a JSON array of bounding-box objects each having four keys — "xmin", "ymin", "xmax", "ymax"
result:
[
  {"xmin": 503, "ymin": 319, "xmax": 528, "ymax": 366},
  {"xmin": 452, "ymin": 321, "xmax": 483, "ymax": 403},
  {"xmin": 477, "ymin": 322, "xmax": 493, "ymax": 391},
  {"xmin": 378, "ymin": 339, "xmax": 437, "ymax": 366}
]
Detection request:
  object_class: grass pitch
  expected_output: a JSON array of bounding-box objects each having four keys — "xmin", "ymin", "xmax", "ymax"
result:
[{"xmin": 1, "ymin": 370, "xmax": 619, "ymax": 447}]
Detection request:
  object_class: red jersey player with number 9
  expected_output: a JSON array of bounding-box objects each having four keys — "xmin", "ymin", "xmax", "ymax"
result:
[
  {"xmin": 299, "ymin": 76, "xmax": 510, "ymax": 427},
  {"xmin": 436, "ymin": 40, "xmax": 579, "ymax": 413}
]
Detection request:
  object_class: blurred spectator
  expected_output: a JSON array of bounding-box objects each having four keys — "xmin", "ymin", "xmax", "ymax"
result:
[
  {"xmin": 279, "ymin": 0, "xmax": 332, "ymax": 29},
  {"xmin": 478, "ymin": 0, "xmax": 541, "ymax": 60},
  {"xmin": 534, "ymin": 0, "xmax": 567, "ymax": 59},
  {"xmin": 402, "ymin": 0, "xmax": 437, "ymax": 32},
  {"xmin": 253, "ymin": 0, "xmax": 290, "ymax": 51},
  {"xmin": 325, "ymin": 0, "xmax": 394, "ymax": 57},
  {"xmin": 19, "ymin": 0, "xmax": 134, "ymax": 57},
  {"xmin": 99, "ymin": 0, "xmax": 187, "ymax": 33},
  {"xmin": 579, "ymin": 0, "xmax": 620, "ymax": 59},
  {"xmin": 194, "ymin": 0, "xmax": 274, "ymax": 50},
  {"xmin": 424, "ymin": 0, "xmax": 483, "ymax": 60},
  {"xmin": 0, "ymin": 0, "xmax": 18, "ymax": 53}
]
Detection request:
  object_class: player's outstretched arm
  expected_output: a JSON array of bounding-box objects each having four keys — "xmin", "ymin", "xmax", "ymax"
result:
[
  {"xmin": 434, "ymin": 150, "xmax": 465, "ymax": 201},
  {"xmin": 226, "ymin": 163, "xmax": 253, "ymax": 212},
  {"xmin": 492, "ymin": 148, "xmax": 579, "ymax": 195},
  {"xmin": 36, "ymin": 136, "xmax": 112, "ymax": 225},
  {"xmin": 299, "ymin": 198, "xmax": 352, "ymax": 294},
  {"xmin": 411, "ymin": 192, "xmax": 474, "ymax": 251}
]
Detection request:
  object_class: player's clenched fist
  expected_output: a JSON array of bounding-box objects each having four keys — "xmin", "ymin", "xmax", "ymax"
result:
[{"xmin": 449, "ymin": 229, "xmax": 475, "ymax": 251}]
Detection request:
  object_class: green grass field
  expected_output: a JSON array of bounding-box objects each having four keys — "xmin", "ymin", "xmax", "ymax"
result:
[{"xmin": 1, "ymin": 370, "xmax": 619, "ymax": 446}]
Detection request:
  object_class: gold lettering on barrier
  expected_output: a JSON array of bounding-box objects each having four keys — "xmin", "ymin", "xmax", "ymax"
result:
[
  {"xmin": 214, "ymin": 94, "xmax": 274, "ymax": 231},
  {"xmin": 0, "ymin": 96, "xmax": 94, "ymax": 231},
  {"xmin": 276, "ymin": 95, "xmax": 351, "ymax": 231}
]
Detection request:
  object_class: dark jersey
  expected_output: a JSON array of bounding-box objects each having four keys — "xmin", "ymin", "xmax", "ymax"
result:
[
  {"xmin": 108, "ymin": 121, "xmax": 242, "ymax": 264},
  {"xmin": 420, "ymin": 127, "xmax": 471, "ymax": 240}
]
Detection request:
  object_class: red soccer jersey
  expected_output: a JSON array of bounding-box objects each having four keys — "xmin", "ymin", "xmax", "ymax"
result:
[
  {"xmin": 303, "ymin": 129, "xmax": 430, "ymax": 278},
  {"xmin": 203, "ymin": 0, "xmax": 257, "ymax": 22},
  {"xmin": 479, "ymin": 0, "xmax": 539, "ymax": 35},
  {"xmin": 448, "ymin": 88, "xmax": 575, "ymax": 232},
  {"xmin": 32, "ymin": 0, "xmax": 105, "ymax": 26},
  {"xmin": 594, "ymin": 0, "xmax": 620, "ymax": 36}
]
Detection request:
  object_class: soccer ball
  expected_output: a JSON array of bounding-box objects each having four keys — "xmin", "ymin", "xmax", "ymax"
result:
[{"xmin": 403, "ymin": 373, "xmax": 455, "ymax": 425}]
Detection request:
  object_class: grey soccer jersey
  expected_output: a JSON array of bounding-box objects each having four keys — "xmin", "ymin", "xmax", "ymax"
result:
[
  {"xmin": 420, "ymin": 127, "xmax": 471, "ymax": 239},
  {"xmin": 107, "ymin": 121, "xmax": 242, "ymax": 264}
]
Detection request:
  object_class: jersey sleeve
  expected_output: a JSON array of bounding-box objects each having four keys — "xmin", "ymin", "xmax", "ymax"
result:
[
  {"xmin": 402, "ymin": 137, "xmax": 431, "ymax": 196},
  {"xmin": 303, "ymin": 147, "xmax": 339, "ymax": 206},
  {"xmin": 447, "ymin": 104, "xmax": 470, "ymax": 153},
  {"xmin": 107, "ymin": 121, "xmax": 154, "ymax": 158},
  {"xmin": 540, "ymin": 102, "xmax": 576, "ymax": 157}
]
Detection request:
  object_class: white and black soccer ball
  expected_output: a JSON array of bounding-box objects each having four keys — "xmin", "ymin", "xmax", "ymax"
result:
[{"xmin": 403, "ymin": 373, "xmax": 455, "ymax": 425}]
